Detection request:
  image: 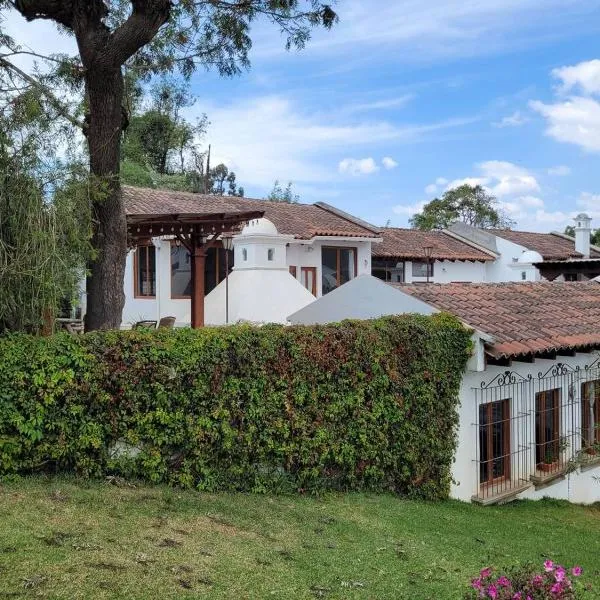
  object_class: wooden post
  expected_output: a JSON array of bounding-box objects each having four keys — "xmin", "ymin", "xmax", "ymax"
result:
[{"xmin": 191, "ymin": 237, "xmax": 206, "ymax": 328}]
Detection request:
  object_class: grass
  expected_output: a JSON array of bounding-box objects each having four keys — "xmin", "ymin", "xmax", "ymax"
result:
[{"xmin": 0, "ymin": 478, "xmax": 599, "ymax": 599}]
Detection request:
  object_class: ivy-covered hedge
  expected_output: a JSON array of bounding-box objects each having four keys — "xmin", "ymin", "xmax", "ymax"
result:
[{"xmin": 0, "ymin": 315, "xmax": 471, "ymax": 499}]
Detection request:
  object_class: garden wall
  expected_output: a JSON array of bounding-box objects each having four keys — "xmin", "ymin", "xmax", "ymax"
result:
[{"xmin": 0, "ymin": 315, "xmax": 471, "ymax": 499}]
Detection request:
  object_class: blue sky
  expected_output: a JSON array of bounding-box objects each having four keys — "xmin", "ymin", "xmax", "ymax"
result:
[{"xmin": 5, "ymin": 1, "xmax": 600, "ymax": 231}]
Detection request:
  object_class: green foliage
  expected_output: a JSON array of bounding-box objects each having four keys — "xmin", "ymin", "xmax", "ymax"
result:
[
  {"xmin": 267, "ymin": 180, "xmax": 300, "ymax": 203},
  {"xmin": 0, "ymin": 315, "xmax": 471, "ymax": 498},
  {"xmin": 411, "ymin": 184, "xmax": 514, "ymax": 230},
  {"xmin": 564, "ymin": 225, "xmax": 600, "ymax": 246}
]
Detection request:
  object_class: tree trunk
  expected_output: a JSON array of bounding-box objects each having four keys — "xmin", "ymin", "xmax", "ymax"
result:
[{"xmin": 84, "ymin": 67, "xmax": 127, "ymax": 331}]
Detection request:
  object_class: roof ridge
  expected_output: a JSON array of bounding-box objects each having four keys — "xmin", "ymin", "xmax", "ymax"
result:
[{"xmin": 314, "ymin": 201, "xmax": 382, "ymax": 234}]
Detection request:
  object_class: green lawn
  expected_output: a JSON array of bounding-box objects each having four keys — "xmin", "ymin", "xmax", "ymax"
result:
[{"xmin": 0, "ymin": 478, "xmax": 599, "ymax": 599}]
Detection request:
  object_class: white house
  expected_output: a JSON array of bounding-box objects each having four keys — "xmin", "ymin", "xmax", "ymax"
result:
[
  {"xmin": 289, "ymin": 275, "xmax": 600, "ymax": 505},
  {"xmin": 374, "ymin": 214, "xmax": 599, "ymax": 285},
  {"xmin": 120, "ymin": 186, "xmax": 381, "ymax": 327}
]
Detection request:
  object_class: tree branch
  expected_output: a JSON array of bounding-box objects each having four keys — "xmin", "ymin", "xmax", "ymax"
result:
[
  {"xmin": 13, "ymin": 0, "xmax": 75, "ymax": 28},
  {"xmin": 101, "ymin": 1, "xmax": 172, "ymax": 68},
  {"xmin": 0, "ymin": 57, "xmax": 83, "ymax": 130}
]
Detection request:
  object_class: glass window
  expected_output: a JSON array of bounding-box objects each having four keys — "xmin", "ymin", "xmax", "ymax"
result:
[
  {"xmin": 535, "ymin": 389, "xmax": 560, "ymax": 469},
  {"xmin": 321, "ymin": 247, "xmax": 356, "ymax": 295},
  {"xmin": 582, "ymin": 381, "xmax": 600, "ymax": 448},
  {"xmin": 134, "ymin": 245, "xmax": 156, "ymax": 297},
  {"xmin": 268, "ymin": 248, "xmax": 275, "ymax": 261},
  {"xmin": 301, "ymin": 266, "xmax": 316, "ymax": 296},
  {"xmin": 479, "ymin": 399, "xmax": 510, "ymax": 485},
  {"xmin": 242, "ymin": 248, "xmax": 247, "ymax": 261},
  {"xmin": 171, "ymin": 245, "xmax": 192, "ymax": 298},
  {"xmin": 412, "ymin": 261, "xmax": 434, "ymax": 278},
  {"xmin": 372, "ymin": 259, "xmax": 405, "ymax": 283}
]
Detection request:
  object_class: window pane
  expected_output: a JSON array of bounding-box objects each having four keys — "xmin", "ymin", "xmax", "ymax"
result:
[
  {"xmin": 302, "ymin": 267, "xmax": 316, "ymax": 295},
  {"xmin": 339, "ymin": 248, "xmax": 355, "ymax": 285},
  {"xmin": 372, "ymin": 260, "xmax": 404, "ymax": 283},
  {"xmin": 137, "ymin": 246, "xmax": 156, "ymax": 296},
  {"xmin": 321, "ymin": 248, "xmax": 338, "ymax": 295},
  {"xmin": 171, "ymin": 245, "xmax": 192, "ymax": 297},
  {"xmin": 479, "ymin": 400, "xmax": 509, "ymax": 485},
  {"xmin": 536, "ymin": 390, "xmax": 560, "ymax": 466},
  {"xmin": 205, "ymin": 247, "xmax": 217, "ymax": 294},
  {"xmin": 412, "ymin": 261, "xmax": 434, "ymax": 278}
]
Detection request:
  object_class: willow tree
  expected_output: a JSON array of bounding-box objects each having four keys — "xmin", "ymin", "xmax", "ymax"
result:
[
  {"xmin": 2, "ymin": 1, "xmax": 337, "ymax": 330},
  {"xmin": 0, "ymin": 89, "xmax": 93, "ymax": 333}
]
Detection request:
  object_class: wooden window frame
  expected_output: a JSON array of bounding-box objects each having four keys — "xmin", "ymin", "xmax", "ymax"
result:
[
  {"xmin": 133, "ymin": 244, "xmax": 156, "ymax": 299},
  {"xmin": 479, "ymin": 399, "xmax": 511, "ymax": 487},
  {"xmin": 535, "ymin": 389, "xmax": 561, "ymax": 468},
  {"xmin": 582, "ymin": 380, "xmax": 600, "ymax": 448},
  {"xmin": 321, "ymin": 246, "xmax": 358, "ymax": 290},
  {"xmin": 289, "ymin": 266, "xmax": 297, "ymax": 278},
  {"xmin": 411, "ymin": 260, "xmax": 434, "ymax": 278},
  {"xmin": 301, "ymin": 266, "xmax": 317, "ymax": 296}
]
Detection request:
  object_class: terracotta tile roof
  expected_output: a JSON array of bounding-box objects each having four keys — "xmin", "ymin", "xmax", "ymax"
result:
[
  {"xmin": 396, "ymin": 281, "xmax": 600, "ymax": 358},
  {"xmin": 490, "ymin": 229, "xmax": 600, "ymax": 260},
  {"xmin": 122, "ymin": 186, "xmax": 378, "ymax": 240},
  {"xmin": 374, "ymin": 228, "xmax": 495, "ymax": 262}
]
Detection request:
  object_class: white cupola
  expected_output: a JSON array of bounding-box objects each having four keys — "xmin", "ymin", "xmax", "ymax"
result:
[
  {"xmin": 203, "ymin": 217, "xmax": 315, "ymax": 325},
  {"xmin": 574, "ymin": 213, "xmax": 592, "ymax": 258}
]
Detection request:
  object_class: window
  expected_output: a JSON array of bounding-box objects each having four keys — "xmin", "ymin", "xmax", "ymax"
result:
[
  {"xmin": 321, "ymin": 247, "xmax": 356, "ymax": 295},
  {"xmin": 170, "ymin": 243, "xmax": 233, "ymax": 298},
  {"xmin": 582, "ymin": 380, "xmax": 600, "ymax": 448},
  {"xmin": 412, "ymin": 261, "xmax": 434, "ymax": 278},
  {"xmin": 171, "ymin": 244, "xmax": 192, "ymax": 298},
  {"xmin": 289, "ymin": 266, "xmax": 297, "ymax": 278},
  {"xmin": 242, "ymin": 248, "xmax": 247, "ymax": 261},
  {"xmin": 479, "ymin": 399, "xmax": 510, "ymax": 486},
  {"xmin": 521, "ymin": 271, "xmax": 527, "ymax": 281},
  {"xmin": 268, "ymin": 248, "xmax": 275, "ymax": 261},
  {"xmin": 301, "ymin": 266, "xmax": 317, "ymax": 296},
  {"xmin": 134, "ymin": 245, "xmax": 156, "ymax": 298},
  {"xmin": 372, "ymin": 259, "xmax": 405, "ymax": 283},
  {"xmin": 535, "ymin": 389, "xmax": 560, "ymax": 469}
]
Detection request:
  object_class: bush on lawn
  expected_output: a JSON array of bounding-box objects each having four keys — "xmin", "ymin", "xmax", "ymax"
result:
[{"xmin": 0, "ymin": 315, "xmax": 471, "ymax": 498}]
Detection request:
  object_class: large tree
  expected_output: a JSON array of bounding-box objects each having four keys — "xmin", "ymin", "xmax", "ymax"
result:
[
  {"xmin": 410, "ymin": 184, "xmax": 514, "ymax": 230},
  {"xmin": 4, "ymin": 1, "xmax": 337, "ymax": 330}
]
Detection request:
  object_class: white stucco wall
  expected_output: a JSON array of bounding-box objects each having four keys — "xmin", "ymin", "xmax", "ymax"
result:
[
  {"xmin": 454, "ymin": 350, "xmax": 600, "ymax": 504},
  {"xmin": 402, "ymin": 259, "xmax": 488, "ymax": 284},
  {"xmin": 288, "ymin": 274, "xmax": 436, "ymax": 324},
  {"xmin": 483, "ymin": 237, "xmax": 542, "ymax": 283}
]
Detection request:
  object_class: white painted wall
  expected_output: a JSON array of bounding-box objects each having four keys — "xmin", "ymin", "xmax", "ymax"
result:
[
  {"xmin": 402, "ymin": 259, "xmax": 488, "ymax": 284},
  {"xmin": 288, "ymin": 274, "xmax": 436, "ymax": 324},
  {"xmin": 454, "ymin": 350, "xmax": 600, "ymax": 504},
  {"xmin": 484, "ymin": 237, "xmax": 542, "ymax": 282}
]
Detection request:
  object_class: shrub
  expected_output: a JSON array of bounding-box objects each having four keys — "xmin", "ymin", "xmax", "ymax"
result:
[
  {"xmin": 465, "ymin": 561, "xmax": 586, "ymax": 599},
  {"xmin": 0, "ymin": 315, "xmax": 471, "ymax": 498}
]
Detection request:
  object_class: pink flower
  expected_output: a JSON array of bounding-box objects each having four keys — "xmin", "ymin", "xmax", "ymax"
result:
[
  {"xmin": 554, "ymin": 566, "xmax": 566, "ymax": 582},
  {"xmin": 512, "ymin": 593, "xmax": 522, "ymax": 599},
  {"xmin": 487, "ymin": 584, "xmax": 498, "ymax": 599},
  {"xmin": 532, "ymin": 575, "xmax": 544, "ymax": 587},
  {"xmin": 544, "ymin": 559, "xmax": 555, "ymax": 572},
  {"xmin": 472, "ymin": 578, "xmax": 483, "ymax": 590},
  {"xmin": 550, "ymin": 582, "xmax": 562, "ymax": 594},
  {"xmin": 571, "ymin": 566, "xmax": 583, "ymax": 577},
  {"xmin": 480, "ymin": 567, "xmax": 493, "ymax": 579},
  {"xmin": 497, "ymin": 576, "xmax": 511, "ymax": 588}
]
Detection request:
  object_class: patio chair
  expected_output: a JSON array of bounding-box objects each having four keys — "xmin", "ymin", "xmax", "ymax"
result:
[
  {"xmin": 132, "ymin": 320, "xmax": 157, "ymax": 330},
  {"xmin": 158, "ymin": 316, "xmax": 176, "ymax": 329}
]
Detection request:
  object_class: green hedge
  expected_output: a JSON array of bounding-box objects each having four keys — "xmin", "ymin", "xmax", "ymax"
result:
[{"xmin": 0, "ymin": 315, "xmax": 471, "ymax": 499}]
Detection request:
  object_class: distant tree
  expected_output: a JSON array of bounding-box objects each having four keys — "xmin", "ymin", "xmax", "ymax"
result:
[
  {"xmin": 410, "ymin": 184, "xmax": 514, "ymax": 230},
  {"xmin": 266, "ymin": 180, "xmax": 299, "ymax": 203},
  {"xmin": 204, "ymin": 163, "xmax": 244, "ymax": 196}
]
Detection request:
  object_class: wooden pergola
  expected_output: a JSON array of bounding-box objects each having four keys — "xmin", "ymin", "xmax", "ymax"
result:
[
  {"xmin": 533, "ymin": 258, "xmax": 600, "ymax": 282},
  {"xmin": 127, "ymin": 208, "xmax": 264, "ymax": 328}
]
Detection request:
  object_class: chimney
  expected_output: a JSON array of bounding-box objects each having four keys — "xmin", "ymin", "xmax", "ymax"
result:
[{"xmin": 574, "ymin": 213, "xmax": 592, "ymax": 257}]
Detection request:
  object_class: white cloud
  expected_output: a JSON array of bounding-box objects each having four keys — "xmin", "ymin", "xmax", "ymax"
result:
[
  {"xmin": 547, "ymin": 165, "xmax": 571, "ymax": 176},
  {"xmin": 346, "ymin": 95, "xmax": 414, "ymax": 113},
  {"xmin": 338, "ymin": 157, "xmax": 379, "ymax": 176},
  {"xmin": 476, "ymin": 160, "xmax": 540, "ymax": 197},
  {"xmin": 424, "ymin": 183, "xmax": 438, "ymax": 195},
  {"xmin": 530, "ymin": 96, "xmax": 600, "ymax": 152},
  {"xmin": 436, "ymin": 177, "xmax": 448, "ymax": 185},
  {"xmin": 519, "ymin": 195, "xmax": 545, "ymax": 208},
  {"xmin": 492, "ymin": 111, "xmax": 529, "ymax": 128},
  {"xmin": 446, "ymin": 176, "xmax": 490, "ymax": 190},
  {"xmin": 552, "ymin": 59, "xmax": 600, "ymax": 96},
  {"xmin": 382, "ymin": 156, "xmax": 399, "ymax": 170},
  {"xmin": 186, "ymin": 94, "xmax": 476, "ymax": 188},
  {"xmin": 392, "ymin": 201, "xmax": 426, "ymax": 217}
]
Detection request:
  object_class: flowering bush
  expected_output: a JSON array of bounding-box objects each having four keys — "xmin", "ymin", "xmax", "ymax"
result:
[{"xmin": 464, "ymin": 560, "xmax": 585, "ymax": 599}]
